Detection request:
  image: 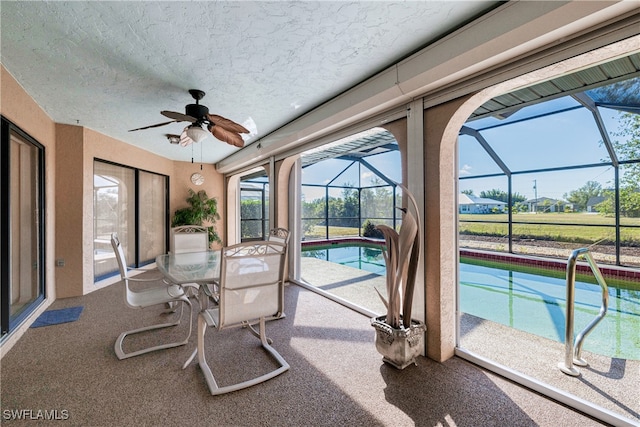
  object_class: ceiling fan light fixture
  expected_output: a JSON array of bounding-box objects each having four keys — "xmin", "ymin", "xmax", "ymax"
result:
[{"xmin": 185, "ymin": 124, "xmax": 209, "ymax": 143}]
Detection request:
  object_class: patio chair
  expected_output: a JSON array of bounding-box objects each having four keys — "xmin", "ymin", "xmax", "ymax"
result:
[
  {"xmin": 111, "ymin": 232, "xmax": 193, "ymax": 360},
  {"xmin": 170, "ymin": 225, "xmax": 209, "ymax": 253},
  {"xmin": 267, "ymin": 227, "xmax": 290, "ymax": 245},
  {"xmin": 267, "ymin": 227, "xmax": 290, "ymax": 318},
  {"xmin": 195, "ymin": 241, "xmax": 289, "ymax": 395},
  {"xmin": 170, "ymin": 225, "xmax": 210, "ymax": 300}
]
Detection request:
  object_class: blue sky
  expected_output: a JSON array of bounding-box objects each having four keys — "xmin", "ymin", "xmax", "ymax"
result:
[
  {"xmin": 459, "ymin": 102, "xmax": 627, "ymax": 201},
  {"xmin": 301, "ymin": 98, "xmax": 631, "ymax": 203}
]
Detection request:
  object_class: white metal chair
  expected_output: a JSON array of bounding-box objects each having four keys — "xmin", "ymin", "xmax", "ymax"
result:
[
  {"xmin": 195, "ymin": 241, "xmax": 289, "ymax": 395},
  {"xmin": 267, "ymin": 227, "xmax": 290, "ymax": 245},
  {"xmin": 170, "ymin": 225, "xmax": 209, "ymax": 253},
  {"xmin": 111, "ymin": 232, "xmax": 193, "ymax": 360},
  {"xmin": 267, "ymin": 227, "xmax": 289, "ymax": 318},
  {"xmin": 170, "ymin": 225, "xmax": 209, "ymax": 300}
]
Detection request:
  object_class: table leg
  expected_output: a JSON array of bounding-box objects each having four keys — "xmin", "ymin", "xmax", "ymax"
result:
[{"xmin": 182, "ymin": 283, "xmax": 211, "ymax": 369}]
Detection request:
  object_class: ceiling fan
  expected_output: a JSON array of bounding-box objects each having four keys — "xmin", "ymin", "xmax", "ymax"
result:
[{"xmin": 129, "ymin": 89, "xmax": 249, "ymax": 147}]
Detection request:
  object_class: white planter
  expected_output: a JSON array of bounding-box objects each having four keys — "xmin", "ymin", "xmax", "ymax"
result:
[{"xmin": 371, "ymin": 315, "xmax": 426, "ymax": 369}]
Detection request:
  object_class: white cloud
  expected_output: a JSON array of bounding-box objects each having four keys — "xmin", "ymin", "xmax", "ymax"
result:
[{"xmin": 459, "ymin": 164, "xmax": 473, "ymax": 176}]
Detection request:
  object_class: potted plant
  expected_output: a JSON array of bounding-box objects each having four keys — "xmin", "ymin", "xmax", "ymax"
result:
[
  {"xmin": 172, "ymin": 189, "xmax": 222, "ymax": 245},
  {"xmin": 371, "ymin": 183, "xmax": 426, "ymax": 369}
]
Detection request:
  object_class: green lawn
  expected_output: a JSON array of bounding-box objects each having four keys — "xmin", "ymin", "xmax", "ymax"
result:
[
  {"xmin": 460, "ymin": 213, "xmax": 640, "ymax": 245},
  {"xmin": 304, "ymin": 225, "xmax": 361, "ymax": 240},
  {"xmin": 303, "ymin": 213, "xmax": 640, "ymax": 245},
  {"xmin": 460, "ymin": 212, "xmax": 640, "ymax": 226}
]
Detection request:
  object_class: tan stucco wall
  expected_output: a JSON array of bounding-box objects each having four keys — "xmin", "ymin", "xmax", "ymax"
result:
[
  {"xmin": 0, "ymin": 66, "xmax": 57, "ymax": 355},
  {"xmin": 55, "ymin": 124, "xmax": 85, "ymax": 297},
  {"xmin": 274, "ymin": 158, "xmax": 295, "ymax": 230},
  {"xmin": 423, "ymin": 96, "xmax": 472, "ymax": 362},
  {"xmin": 171, "ymin": 161, "xmax": 225, "ymax": 249}
]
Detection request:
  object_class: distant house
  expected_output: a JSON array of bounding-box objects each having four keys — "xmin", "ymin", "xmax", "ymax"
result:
[
  {"xmin": 586, "ymin": 196, "xmax": 606, "ymax": 212},
  {"xmin": 459, "ymin": 194, "xmax": 506, "ymax": 214},
  {"xmin": 525, "ymin": 197, "xmax": 568, "ymax": 213}
]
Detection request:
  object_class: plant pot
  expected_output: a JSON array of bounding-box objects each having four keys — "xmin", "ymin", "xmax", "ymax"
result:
[{"xmin": 371, "ymin": 315, "xmax": 426, "ymax": 369}]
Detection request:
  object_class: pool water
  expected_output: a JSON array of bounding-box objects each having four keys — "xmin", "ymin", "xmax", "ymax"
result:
[
  {"xmin": 302, "ymin": 243, "xmax": 386, "ymax": 275},
  {"xmin": 460, "ymin": 258, "xmax": 640, "ymax": 360},
  {"xmin": 301, "ymin": 243, "xmax": 640, "ymax": 360}
]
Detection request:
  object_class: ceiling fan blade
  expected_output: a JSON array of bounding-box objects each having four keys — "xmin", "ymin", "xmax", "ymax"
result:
[
  {"xmin": 161, "ymin": 110, "xmax": 197, "ymax": 123},
  {"xmin": 210, "ymin": 125, "xmax": 245, "ymax": 147},
  {"xmin": 128, "ymin": 120, "xmax": 176, "ymax": 132},
  {"xmin": 208, "ymin": 114, "xmax": 250, "ymax": 134}
]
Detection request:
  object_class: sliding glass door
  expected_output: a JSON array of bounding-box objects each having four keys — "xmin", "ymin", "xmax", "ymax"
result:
[
  {"xmin": 93, "ymin": 160, "xmax": 168, "ymax": 281},
  {"xmin": 1, "ymin": 117, "xmax": 45, "ymax": 339},
  {"xmin": 138, "ymin": 170, "xmax": 167, "ymax": 262}
]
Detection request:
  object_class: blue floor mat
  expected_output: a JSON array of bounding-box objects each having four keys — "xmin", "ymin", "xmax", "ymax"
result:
[{"xmin": 31, "ymin": 306, "xmax": 84, "ymax": 328}]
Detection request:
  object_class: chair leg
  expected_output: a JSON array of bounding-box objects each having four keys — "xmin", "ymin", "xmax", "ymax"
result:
[
  {"xmin": 197, "ymin": 310, "xmax": 219, "ymax": 392},
  {"xmin": 165, "ymin": 283, "xmax": 199, "ymax": 313},
  {"xmin": 256, "ymin": 317, "xmax": 290, "ymax": 372},
  {"xmin": 197, "ymin": 313, "xmax": 289, "ymax": 396},
  {"xmin": 115, "ymin": 298, "xmax": 193, "ymax": 360}
]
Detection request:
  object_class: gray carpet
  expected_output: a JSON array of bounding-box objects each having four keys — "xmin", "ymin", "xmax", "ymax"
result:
[{"xmin": 1, "ymin": 274, "xmax": 607, "ymax": 426}]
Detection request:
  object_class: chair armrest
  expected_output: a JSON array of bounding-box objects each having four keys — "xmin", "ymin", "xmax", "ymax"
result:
[
  {"xmin": 127, "ymin": 266, "xmax": 155, "ymax": 272},
  {"xmin": 127, "ymin": 276, "xmax": 167, "ymax": 283},
  {"xmin": 124, "ymin": 267, "xmax": 168, "ymax": 283}
]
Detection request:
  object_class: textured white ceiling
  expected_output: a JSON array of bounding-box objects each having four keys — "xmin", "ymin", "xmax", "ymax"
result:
[{"xmin": 1, "ymin": 1, "xmax": 496, "ymax": 164}]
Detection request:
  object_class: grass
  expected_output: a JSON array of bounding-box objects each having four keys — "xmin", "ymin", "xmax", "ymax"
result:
[
  {"xmin": 303, "ymin": 213, "xmax": 640, "ymax": 246},
  {"xmin": 460, "ymin": 212, "xmax": 640, "ymax": 226},
  {"xmin": 460, "ymin": 213, "xmax": 640, "ymax": 245},
  {"xmin": 304, "ymin": 225, "xmax": 361, "ymax": 240}
]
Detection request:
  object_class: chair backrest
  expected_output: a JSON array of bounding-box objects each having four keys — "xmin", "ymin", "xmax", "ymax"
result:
[
  {"xmin": 111, "ymin": 232, "xmax": 139, "ymax": 306},
  {"xmin": 110, "ymin": 232, "xmax": 129, "ymax": 279},
  {"xmin": 217, "ymin": 241, "xmax": 286, "ymax": 328},
  {"xmin": 171, "ymin": 225, "xmax": 209, "ymax": 254},
  {"xmin": 267, "ymin": 228, "xmax": 290, "ymax": 245}
]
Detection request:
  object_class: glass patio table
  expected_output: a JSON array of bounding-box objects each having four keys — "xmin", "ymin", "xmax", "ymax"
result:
[{"xmin": 155, "ymin": 250, "xmax": 221, "ymax": 286}]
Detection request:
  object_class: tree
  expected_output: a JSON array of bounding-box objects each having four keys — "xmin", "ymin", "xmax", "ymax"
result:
[
  {"xmin": 564, "ymin": 181, "xmax": 603, "ymax": 212},
  {"xmin": 461, "ymin": 189, "xmax": 474, "ymax": 196},
  {"xmin": 610, "ymin": 112, "xmax": 640, "ymax": 188},
  {"xmin": 341, "ymin": 186, "xmax": 359, "ymax": 227},
  {"xmin": 597, "ymin": 112, "xmax": 640, "ymax": 217},
  {"xmin": 240, "ymin": 199, "xmax": 264, "ymax": 239},
  {"xmin": 597, "ymin": 187, "xmax": 640, "ymax": 217}
]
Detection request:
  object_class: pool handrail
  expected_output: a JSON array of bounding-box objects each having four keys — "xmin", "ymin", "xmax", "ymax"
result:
[{"xmin": 558, "ymin": 248, "xmax": 609, "ymax": 377}]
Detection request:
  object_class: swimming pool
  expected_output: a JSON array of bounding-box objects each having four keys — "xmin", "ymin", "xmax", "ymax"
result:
[
  {"xmin": 302, "ymin": 242, "xmax": 386, "ymax": 275},
  {"xmin": 460, "ymin": 257, "xmax": 639, "ymax": 360},
  {"xmin": 302, "ymin": 242, "xmax": 640, "ymax": 360}
]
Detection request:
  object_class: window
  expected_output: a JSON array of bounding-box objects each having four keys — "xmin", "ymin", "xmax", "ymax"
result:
[{"xmin": 240, "ymin": 172, "xmax": 269, "ymax": 242}]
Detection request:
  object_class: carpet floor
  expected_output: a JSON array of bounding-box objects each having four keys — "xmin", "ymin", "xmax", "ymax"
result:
[{"xmin": 1, "ymin": 274, "xmax": 608, "ymax": 426}]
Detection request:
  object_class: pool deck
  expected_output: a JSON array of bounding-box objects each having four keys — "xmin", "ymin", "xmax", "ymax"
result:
[
  {"xmin": 301, "ymin": 256, "xmax": 640, "ymax": 425},
  {"xmin": 300, "ymin": 257, "xmax": 386, "ymax": 314},
  {"xmin": 461, "ymin": 314, "xmax": 639, "ymax": 424}
]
